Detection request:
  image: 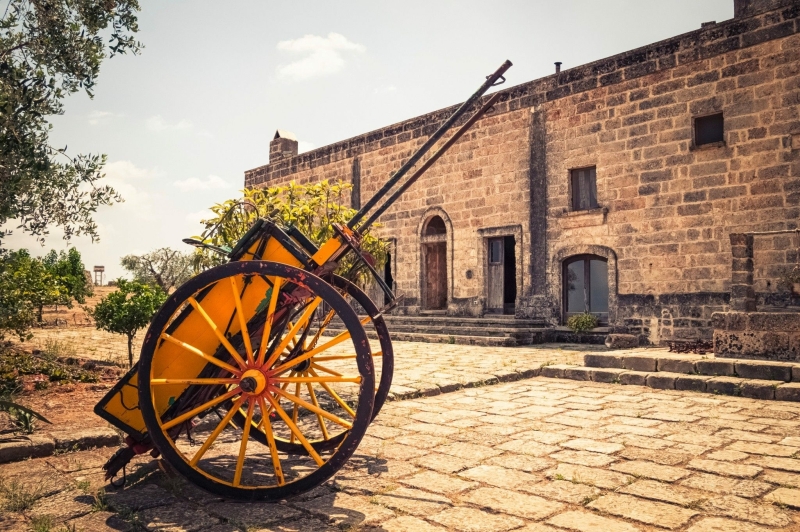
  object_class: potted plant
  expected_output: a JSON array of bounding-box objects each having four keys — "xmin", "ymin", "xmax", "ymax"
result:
[{"xmin": 779, "ymin": 265, "xmax": 800, "ymax": 297}]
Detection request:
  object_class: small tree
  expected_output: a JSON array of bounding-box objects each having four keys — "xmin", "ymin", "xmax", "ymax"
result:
[
  {"xmin": 43, "ymin": 248, "xmax": 93, "ymax": 310},
  {"xmin": 0, "ymin": 250, "xmax": 61, "ymax": 332},
  {"xmin": 121, "ymin": 247, "xmax": 193, "ymax": 293},
  {"xmin": 89, "ymin": 279, "xmax": 166, "ymax": 367}
]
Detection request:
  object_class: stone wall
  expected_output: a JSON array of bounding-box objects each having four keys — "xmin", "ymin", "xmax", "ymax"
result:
[{"xmin": 245, "ymin": 1, "xmax": 800, "ymax": 343}]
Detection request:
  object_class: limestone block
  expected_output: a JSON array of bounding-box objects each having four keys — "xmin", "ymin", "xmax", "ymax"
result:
[
  {"xmin": 707, "ymin": 377, "xmax": 742, "ymax": 396},
  {"xmin": 776, "ymin": 383, "xmax": 800, "ymax": 402},
  {"xmin": 675, "ymin": 374, "xmax": 712, "ymax": 392},
  {"xmin": 735, "ymin": 360, "xmax": 792, "ymax": 382},
  {"xmin": 657, "ymin": 357, "xmax": 696, "ymax": 374},
  {"xmin": 623, "ymin": 355, "xmax": 657, "ymax": 372},
  {"xmin": 646, "ymin": 372, "xmax": 679, "ymax": 390},
  {"xmin": 584, "ymin": 353, "xmax": 624, "ymax": 368},
  {"xmin": 604, "ymin": 334, "xmax": 639, "ymax": 349},
  {"xmin": 748, "ymin": 312, "xmax": 800, "ymax": 332},
  {"xmin": 0, "ymin": 435, "xmax": 54, "ymax": 463},
  {"xmin": 696, "ymin": 359, "xmax": 735, "ymax": 376},
  {"xmin": 541, "ymin": 364, "xmax": 574, "ymax": 379},
  {"xmin": 591, "ymin": 368, "xmax": 627, "ymax": 383},
  {"xmin": 740, "ymin": 379, "xmax": 778, "ymax": 400},
  {"xmin": 563, "ymin": 366, "xmax": 593, "ymax": 381},
  {"xmin": 619, "ymin": 371, "xmax": 650, "ymax": 386}
]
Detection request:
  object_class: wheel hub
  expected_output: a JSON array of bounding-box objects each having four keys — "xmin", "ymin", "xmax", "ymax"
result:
[{"xmin": 239, "ymin": 369, "xmax": 266, "ymax": 395}]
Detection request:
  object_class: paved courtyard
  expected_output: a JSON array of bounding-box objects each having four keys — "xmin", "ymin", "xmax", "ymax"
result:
[{"xmin": 3, "ymin": 373, "xmax": 800, "ymax": 531}]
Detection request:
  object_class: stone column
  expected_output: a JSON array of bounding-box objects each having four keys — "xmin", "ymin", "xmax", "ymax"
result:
[{"xmin": 729, "ymin": 233, "xmax": 756, "ymax": 312}]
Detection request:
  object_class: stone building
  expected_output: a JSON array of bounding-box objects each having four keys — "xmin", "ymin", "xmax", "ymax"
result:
[{"xmin": 245, "ymin": 0, "xmax": 800, "ymax": 345}]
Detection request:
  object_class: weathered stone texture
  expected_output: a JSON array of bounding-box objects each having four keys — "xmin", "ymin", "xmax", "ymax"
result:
[{"xmin": 245, "ymin": 4, "xmax": 800, "ymax": 341}]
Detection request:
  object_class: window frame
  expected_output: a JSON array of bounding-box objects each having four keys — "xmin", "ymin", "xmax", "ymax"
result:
[
  {"xmin": 569, "ymin": 166, "xmax": 599, "ymax": 212},
  {"xmin": 562, "ymin": 254, "xmax": 609, "ymax": 324}
]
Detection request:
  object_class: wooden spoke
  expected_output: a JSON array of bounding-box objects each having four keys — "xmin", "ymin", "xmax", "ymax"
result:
[
  {"xmin": 271, "ymin": 385, "xmax": 353, "ymax": 429},
  {"xmin": 187, "ymin": 297, "xmax": 248, "ymax": 371},
  {"xmin": 308, "ymin": 368, "xmax": 356, "ymax": 417},
  {"xmin": 263, "ymin": 297, "xmax": 322, "ymax": 372},
  {"xmin": 150, "ymin": 378, "xmax": 240, "ymax": 386},
  {"xmin": 269, "ymin": 315, "xmax": 373, "ymax": 375},
  {"xmin": 256, "ymin": 397, "xmax": 285, "ymax": 485},
  {"xmin": 290, "ymin": 381, "xmax": 300, "ymax": 444},
  {"xmin": 310, "ymin": 362, "xmax": 343, "ymax": 377},
  {"xmin": 233, "ymin": 399, "xmax": 255, "ymax": 486},
  {"xmin": 230, "ymin": 277, "xmax": 254, "ymax": 366},
  {"xmin": 256, "ymin": 277, "xmax": 283, "ymax": 366},
  {"xmin": 306, "ymin": 381, "xmax": 330, "ymax": 440},
  {"xmin": 271, "ymin": 376, "xmax": 362, "ymax": 384},
  {"xmin": 312, "ymin": 351, "xmax": 382, "ymax": 362},
  {"xmin": 255, "ymin": 374, "xmax": 294, "ymax": 426},
  {"xmin": 160, "ymin": 334, "xmax": 241, "ymax": 376},
  {"xmin": 189, "ymin": 396, "xmax": 245, "ymax": 466},
  {"xmin": 264, "ymin": 393, "xmax": 324, "ymax": 466},
  {"xmin": 161, "ymin": 388, "xmax": 242, "ymax": 431}
]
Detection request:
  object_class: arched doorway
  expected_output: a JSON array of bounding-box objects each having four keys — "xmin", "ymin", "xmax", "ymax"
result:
[
  {"xmin": 563, "ymin": 254, "xmax": 609, "ymax": 323},
  {"xmin": 421, "ymin": 216, "xmax": 447, "ymax": 310}
]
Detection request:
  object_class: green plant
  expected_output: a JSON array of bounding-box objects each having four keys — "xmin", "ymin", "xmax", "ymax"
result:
[
  {"xmin": 0, "ymin": 477, "xmax": 44, "ymax": 512},
  {"xmin": 0, "ymin": 399, "xmax": 51, "ymax": 433},
  {"xmin": 91, "ymin": 490, "xmax": 108, "ymax": 512},
  {"xmin": 121, "ymin": 248, "xmax": 194, "ymax": 293},
  {"xmin": 191, "ymin": 181, "xmax": 389, "ymax": 281},
  {"xmin": 0, "ymin": 345, "xmax": 99, "ymax": 397},
  {"xmin": 566, "ymin": 312, "xmax": 599, "ymax": 333},
  {"xmin": 30, "ymin": 515, "xmax": 53, "ymax": 532},
  {"xmin": 42, "ymin": 339, "xmax": 77, "ymax": 361},
  {"xmin": 87, "ymin": 279, "xmax": 167, "ymax": 367}
]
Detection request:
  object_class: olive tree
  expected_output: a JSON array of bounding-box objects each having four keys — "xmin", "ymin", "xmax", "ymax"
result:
[
  {"xmin": 0, "ymin": 1, "xmax": 142, "ymax": 246},
  {"xmin": 121, "ymin": 247, "xmax": 193, "ymax": 293}
]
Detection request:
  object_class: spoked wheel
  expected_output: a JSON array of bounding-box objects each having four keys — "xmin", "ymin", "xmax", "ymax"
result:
[
  {"xmin": 138, "ymin": 261, "xmax": 375, "ymax": 501},
  {"xmin": 231, "ymin": 274, "xmax": 394, "ymax": 454}
]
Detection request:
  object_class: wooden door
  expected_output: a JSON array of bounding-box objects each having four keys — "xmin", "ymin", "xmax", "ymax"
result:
[
  {"xmin": 487, "ymin": 237, "xmax": 504, "ymax": 312},
  {"xmin": 424, "ymin": 242, "xmax": 447, "ymax": 309}
]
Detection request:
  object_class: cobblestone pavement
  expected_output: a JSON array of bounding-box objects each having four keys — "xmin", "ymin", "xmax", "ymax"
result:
[
  {"xmin": 4, "ymin": 376, "xmax": 800, "ymax": 531},
  {"xmin": 19, "ymin": 327, "xmax": 594, "ymax": 396}
]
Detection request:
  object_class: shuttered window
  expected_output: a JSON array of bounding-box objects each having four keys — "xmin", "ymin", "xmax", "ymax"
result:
[{"xmin": 570, "ymin": 166, "xmax": 598, "ymax": 211}]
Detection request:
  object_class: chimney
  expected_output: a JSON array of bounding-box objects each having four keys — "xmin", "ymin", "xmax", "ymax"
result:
[
  {"xmin": 554, "ymin": 62, "xmax": 562, "ymax": 74},
  {"xmin": 269, "ymin": 130, "xmax": 298, "ymax": 163},
  {"xmin": 734, "ymin": 0, "xmax": 784, "ymax": 17}
]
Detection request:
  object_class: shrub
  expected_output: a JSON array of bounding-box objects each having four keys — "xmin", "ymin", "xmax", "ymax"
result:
[{"xmin": 567, "ymin": 313, "xmax": 599, "ymax": 333}]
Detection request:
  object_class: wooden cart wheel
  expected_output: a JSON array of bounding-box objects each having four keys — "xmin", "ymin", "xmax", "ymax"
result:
[
  {"xmin": 231, "ymin": 274, "xmax": 393, "ymax": 453},
  {"xmin": 138, "ymin": 261, "xmax": 375, "ymax": 501}
]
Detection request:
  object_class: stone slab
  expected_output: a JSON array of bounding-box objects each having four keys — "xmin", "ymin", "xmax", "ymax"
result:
[
  {"xmin": 776, "ymin": 382, "xmax": 800, "ymax": 402},
  {"xmin": 735, "ymin": 360, "xmax": 793, "ymax": 382},
  {"xmin": 591, "ymin": 367, "xmax": 626, "ymax": 383},
  {"xmin": 0, "ymin": 435, "xmax": 54, "ymax": 463},
  {"xmin": 658, "ymin": 357, "xmax": 697, "ymax": 373},
  {"xmin": 676, "ymin": 374, "xmax": 712, "ymax": 392},
  {"xmin": 623, "ymin": 355, "xmax": 657, "ymax": 372},
  {"xmin": 740, "ymin": 379, "xmax": 777, "ymax": 399},
  {"xmin": 619, "ymin": 371, "xmax": 650, "ymax": 386},
  {"xmin": 583, "ymin": 353, "xmax": 624, "ymax": 369},
  {"xmin": 563, "ymin": 366, "xmax": 593, "ymax": 381},
  {"xmin": 707, "ymin": 377, "xmax": 742, "ymax": 396},
  {"xmin": 697, "ymin": 359, "xmax": 736, "ymax": 377}
]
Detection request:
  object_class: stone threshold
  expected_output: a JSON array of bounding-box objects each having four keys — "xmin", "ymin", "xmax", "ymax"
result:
[
  {"xmin": 540, "ymin": 351, "xmax": 800, "ymax": 402},
  {"xmin": 0, "ymin": 427, "xmax": 120, "ymax": 464}
]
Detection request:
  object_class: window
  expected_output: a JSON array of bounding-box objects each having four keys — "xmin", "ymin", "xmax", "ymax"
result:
[
  {"xmin": 570, "ymin": 166, "xmax": 598, "ymax": 211},
  {"xmin": 489, "ymin": 239, "xmax": 503, "ymax": 264},
  {"xmin": 424, "ymin": 216, "xmax": 446, "ymax": 236},
  {"xmin": 694, "ymin": 113, "xmax": 724, "ymax": 146},
  {"xmin": 563, "ymin": 255, "xmax": 609, "ymax": 322}
]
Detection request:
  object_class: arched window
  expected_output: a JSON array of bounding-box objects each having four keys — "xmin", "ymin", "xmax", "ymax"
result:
[
  {"xmin": 563, "ymin": 255, "xmax": 609, "ymax": 322},
  {"xmin": 424, "ymin": 216, "xmax": 446, "ymax": 236}
]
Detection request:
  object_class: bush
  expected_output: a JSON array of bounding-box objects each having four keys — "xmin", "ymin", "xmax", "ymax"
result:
[{"xmin": 567, "ymin": 313, "xmax": 599, "ymax": 333}]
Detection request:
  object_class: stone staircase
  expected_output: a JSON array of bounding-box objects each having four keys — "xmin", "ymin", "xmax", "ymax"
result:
[
  {"xmin": 328, "ymin": 314, "xmax": 552, "ymax": 347},
  {"xmin": 541, "ymin": 350, "xmax": 800, "ymax": 402}
]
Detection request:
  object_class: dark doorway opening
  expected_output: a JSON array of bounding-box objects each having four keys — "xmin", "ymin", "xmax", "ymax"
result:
[
  {"xmin": 383, "ymin": 252, "xmax": 394, "ymax": 306},
  {"xmin": 487, "ymin": 235, "xmax": 517, "ymax": 314}
]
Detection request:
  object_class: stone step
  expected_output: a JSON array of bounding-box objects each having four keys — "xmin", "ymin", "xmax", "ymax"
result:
[
  {"xmin": 540, "ymin": 364, "xmax": 800, "ymax": 402},
  {"xmin": 382, "ymin": 315, "xmax": 546, "ymax": 328},
  {"xmin": 583, "ymin": 352, "xmax": 800, "ymax": 382},
  {"xmin": 375, "ymin": 323, "xmax": 550, "ymax": 338},
  {"xmin": 324, "ymin": 327, "xmax": 546, "ymax": 347}
]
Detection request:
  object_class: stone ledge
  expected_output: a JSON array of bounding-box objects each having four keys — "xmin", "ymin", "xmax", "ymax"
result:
[{"xmin": 541, "ymin": 364, "xmax": 800, "ymax": 402}]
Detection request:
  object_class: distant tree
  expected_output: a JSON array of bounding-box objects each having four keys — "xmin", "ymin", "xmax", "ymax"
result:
[
  {"xmin": 0, "ymin": 249, "xmax": 60, "ymax": 339},
  {"xmin": 43, "ymin": 248, "xmax": 93, "ymax": 308},
  {"xmin": 121, "ymin": 248, "xmax": 194, "ymax": 293},
  {"xmin": 88, "ymin": 279, "xmax": 166, "ymax": 367},
  {"xmin": 0, "ymin": 1, "xmax": 142, "ymax": 246}
]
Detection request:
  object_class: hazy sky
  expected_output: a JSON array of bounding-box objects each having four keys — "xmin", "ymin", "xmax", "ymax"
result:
[{"xmin": 4, "ymin": 0, "xmax": 733, "ymax": 281}]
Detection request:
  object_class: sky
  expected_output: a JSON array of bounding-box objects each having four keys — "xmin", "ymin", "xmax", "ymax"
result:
[{"xmin": 4, "ymin": 0, "xmax": 733, "ymax": 281}]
